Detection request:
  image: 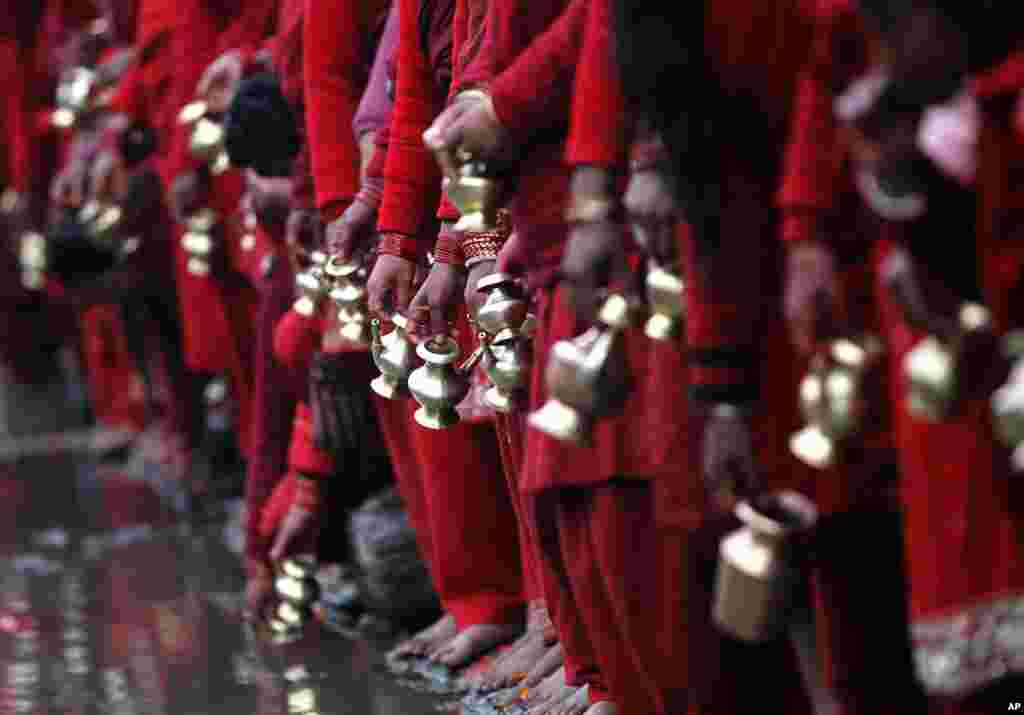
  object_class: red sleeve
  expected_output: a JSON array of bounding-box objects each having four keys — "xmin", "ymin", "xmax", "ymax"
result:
[
  {"xmin": 488, "ymin": 0, "xmax": 588, "ymax": 137},
  {"xmin": 775, "ymin": 1, "xmax": 862, "ymax": 245},
  {"xmin": 303, "ymin": 0, "xmax": 367, "ymax": 213},
  {"xmin": 376, "ymin": 0, "xmax": 444, "ymax": 256},
  {"xmin": 564, "ymin": 0, "xmax": 626, "ymax": 168},
  {"xmin": 436, "ymin": 0, "xmax": 470, "ymax": 222}
]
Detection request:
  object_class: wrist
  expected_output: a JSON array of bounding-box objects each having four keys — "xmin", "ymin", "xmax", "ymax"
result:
[{"xmin": 434, "ymin": 230, "xmax": 466, "ymax": 267}]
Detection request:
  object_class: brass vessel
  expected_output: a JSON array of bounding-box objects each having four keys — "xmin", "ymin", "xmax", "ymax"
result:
[
  {"xmin": 432, "ymin": 147, "xmax": 501, "ymax": 233},
  {"xmin": 991, "ymin": 330, "xmax": 1024, "ymax": 449},
  {"xmin": 480, "ymin": 328, "xmax": 531, "ymax": 413},
  {"xmin": 326, "ymin": 255, "xmax": 371, "ymax": 345},
  {"xmin": 528, "ymin": 294, "xmax": 632, "ymax": 445},
  {"xmin": 181, "ymin": 208, "xmax": 218, "ymax": 277},
  {"xmin": 789, "ymin": 335, "xmax": 884, "ymax": 469},
  {"xmin": 79, "ymin": 199, "xmax": 123, "ymax": 245},
  {"xmin": 712, "ymin": 491, "xmax": 818, "ymax": 642},
  {"xmin": 18, "ymin": 232, "xmax": 47, "ymax": 291},
  {"xmin": 904, "ymin": 303, "xmax": 991, "ymax": 422},
  {"xmin": 408, "ymin": 336, "xmax": 486, "ymax": 429},
  {"xmin": 370, "ymin": 315, "xmax": 419, "ymax": 399},
  {"xmin": 52, "ymin": 67, "xmax": 99, "ymax": 129},
  {"xmin": 284, "ymin": 665, "xmax": 320, "ymax": 715},
  {"xmin": 475, "ymin": 273, "xmax": 528, "ymax": 336},
  {"xmin": 644, "ymin": 260, "xmax": 686, "ymax": 341},
  {"xmin": 267, "ymin": 556, "xmax": 320, "ymax": 644},
  {"xmin": 178, "ymin": 101, "xmax": 231, "ymax": 174}
]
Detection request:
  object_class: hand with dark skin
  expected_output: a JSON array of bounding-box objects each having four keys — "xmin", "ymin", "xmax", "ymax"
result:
[
  {"xmin": 465, "ymin": 260, "xmax": 496, "ymax": 320},
  {"xmin": 701, "ymin": 406, "xmax": 761, "ymax": 512},
  {"xmin": 245, "ymin": 559, "xmax": 275, "ymax": 622},
  {"xmin": 51, "ymin": 160, "xmax": 91, "ymax": 210},
  {"xmin": 408, "ymin": 261, "xmax": 466, "ymax": 339},
  {"xmin": 269, "ymin": 506, "xmax": 319, "ymax": 563},
  {"xmin": 169, "ymin": 169, "xmax": 211, "ymax": 223},
  {"xmin": 560, "ymin": 166, "xmax": 628, "ymax": 321},
  {"xmin": 623, "ymin": 166, "xmax": 678, "ymax": 264},
  {"xmin": 285, "ymin": 208, "xmax": 322, "ymax": 257},
  {"xmin": 423, "ymin": 92, "xmax": 506, "ymax": 162},
  {"xmin": 785, "ymin": 238, "xmax": 838, "ymax": 357},
  {"xmin": 325, "ymin": 199, "xmax": 377, "ymax": 261},
  {"xmin": 368, "ymin": 254, "xmax": 418, "ymax": 318},
  {"xmin": 197, "ymin": 49, "xmax": 245, "ymax": 115}
]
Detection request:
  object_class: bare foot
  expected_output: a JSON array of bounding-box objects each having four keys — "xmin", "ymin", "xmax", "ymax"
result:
[
  {"xmin": 430, "ymin": 622, "xmax": 523, "ymax": 670},
  {"xmin": 582, "ymin": 701, "xmax": 616, "ymax": 715},
  {"xmin": 471, "ymin": 625, "xmax": 550, "ymax": 692},
  {"xmin": 521, "ymin": 642, "xmax": 563, "ymax": 688},
  {"xmin": 388, "ymin": 613, "xmax": 456, "ymax": 660},
  {"xmin": 549, "ymin": 685, "xmax": 591, "ymax": 715}
]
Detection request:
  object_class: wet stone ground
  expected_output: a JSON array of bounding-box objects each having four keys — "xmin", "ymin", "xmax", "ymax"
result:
[{"xmin": 0, "ymin": 370, "xmax": 442, "ymax": 715}]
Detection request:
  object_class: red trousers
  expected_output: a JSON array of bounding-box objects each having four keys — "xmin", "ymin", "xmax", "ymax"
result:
[{"xmin": 374, "ymin": 396, "xmax": 525, "ymax": 629}]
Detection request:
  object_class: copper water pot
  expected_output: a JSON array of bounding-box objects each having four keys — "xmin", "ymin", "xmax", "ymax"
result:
[
  {"xmin": 408, "ymin": 335, "xmax": 486, "ymax": 429},
  {"xmin": 370, "ymin": 315, "xmax": 419, "ymax": 399},
  {"xmin": 527, "ymin": 294, "xmax": 632, "ymax": 445},
  {"xmin": 712, "ymin": 491, "xmax": 818, "ymax": 642}
]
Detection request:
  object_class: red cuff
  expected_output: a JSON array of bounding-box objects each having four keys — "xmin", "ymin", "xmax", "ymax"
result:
[
  {"xmin": 288, "ymin": 403, "xmax": 335, "ymax": 477},
  {"xmin": 378, "ymin": 232, "xmax": 430, "ymax": 262},
  {"xmin": 780, "ymin": 210, "xmax": 819, "ymax": 245}
]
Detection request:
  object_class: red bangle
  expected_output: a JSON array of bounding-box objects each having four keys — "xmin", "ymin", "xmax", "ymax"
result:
[
  {"xmin": 378, "ymin": 232, "xmax": 429, "ymax": 262},
  {"xmin": 460, "ymin": 209, "xmax": 511, "ymax": 264},
  {"xmin": 433, "ymin": 232, "xmax": 465, "ymax": 266}
]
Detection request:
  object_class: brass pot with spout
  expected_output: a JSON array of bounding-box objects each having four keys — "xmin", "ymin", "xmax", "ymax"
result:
[
  {"xmin": 267, "ymin": 556, "xmax": 320, "ymax": 643},
  {"xmin": 789, "ymin": 335, "xmax": 885, "ymax": 470},
  {"xmin": 712, "ymin": 491, "xmax": 818, "ymax": 642},
  {"xmin": 904, "ymin": 302, "xmax": 991, "ymax": 422},
  {"xmin": 408, "ymin": 335, "xmax": 486, "ymax": 429},
  {"xmin": 528, "ymin": 294, "xmax": 632, "ymax": 445},
  {"xmin": 370, "ymin": 315, "xmax": 419, "ymax": 399},
  {"xmin": 480, "ymin": 328, "xmax": 531, "ymax": 413},
  {"xmin": 644, "ymin": 260, "xmax": 686, "ymax": 341},
  {"xmin": 326, "ymin": 255, "xmax": 371, "ymax": 345},
  {"xmin": 475, "ymin": 272, "xmax": 528, "ymax": 336},
  {"xmin": 79, "ymin": 198, "xmax": 123, "ymax": 245}
]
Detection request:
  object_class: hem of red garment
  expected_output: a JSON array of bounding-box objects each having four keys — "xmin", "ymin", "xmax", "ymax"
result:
[{"xmin": 447, "ymin": 593, "xmax": 527, "ymax": 631}]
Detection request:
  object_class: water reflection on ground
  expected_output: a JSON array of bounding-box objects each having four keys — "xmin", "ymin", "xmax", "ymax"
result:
[{"xmin": 0, "ymin": 445, "xmax": 439, "ymax": 715}]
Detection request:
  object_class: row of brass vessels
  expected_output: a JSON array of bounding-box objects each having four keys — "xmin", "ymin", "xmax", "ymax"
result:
[
  {"xmin": 292, "ymin": 251, "xmax": 373, "ymax": 345},
  {"xmin": 369, "ymin": 273, "xmax": 535, "ymax": 429},
  {"xmin": 266, "ymin": 556, "xmax": 321, "ymax": 644},
  {"xmin": 788, "ymin": 302, "xmax": 1004, "ymax": 470}
]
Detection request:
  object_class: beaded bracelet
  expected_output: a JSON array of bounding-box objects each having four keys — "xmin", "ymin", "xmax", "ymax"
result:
[
  {"xmin": 378, "ymin": 232, "xmax": 428, "ymax": 262},
  {"xmin": 434, "ymin": 231, "xmax": 465, "ymax": 267},
  {"xmin": 460, "ymin": 209, "xmax": 511, "ymax": 266}
]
